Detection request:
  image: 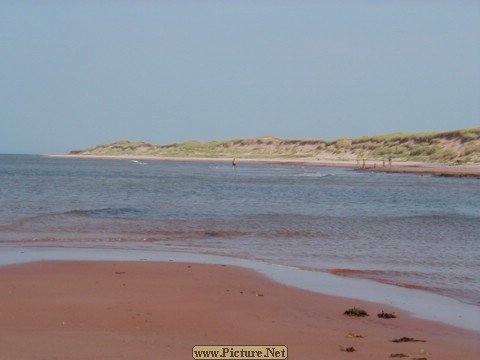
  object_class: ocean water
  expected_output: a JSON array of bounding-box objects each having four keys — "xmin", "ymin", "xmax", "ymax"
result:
[{"xmin": 1, "ymin": 154, "xmax": 479, "ymax": 307}]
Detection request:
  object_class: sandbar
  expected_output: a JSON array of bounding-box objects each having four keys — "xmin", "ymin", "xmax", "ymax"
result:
[{"xmin": 0, "ymin": 261, "xmax": 478, "ymax": 359}]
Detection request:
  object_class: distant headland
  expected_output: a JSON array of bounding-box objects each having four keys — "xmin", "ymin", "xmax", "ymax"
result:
[{"xmin": 69, "ymin": 128, "xmax": 480, "ymax": 164}]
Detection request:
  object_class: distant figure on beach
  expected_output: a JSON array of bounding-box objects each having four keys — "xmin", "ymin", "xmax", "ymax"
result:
[
  {"xmin": 388, "ymin": 156, "xmax": 392, "ymax": 166},
  {"xmin": 362, "ymin": 159, "xmax": 366, "ymax": 169},
  {"xmin": 232, "ymin": 158, "xmax": 237, "ymax": 169}
]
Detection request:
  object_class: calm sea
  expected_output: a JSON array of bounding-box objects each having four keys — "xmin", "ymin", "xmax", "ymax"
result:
[{"xmin": 1, "ymin": 154, "xmax": 479, "ymax": 306}]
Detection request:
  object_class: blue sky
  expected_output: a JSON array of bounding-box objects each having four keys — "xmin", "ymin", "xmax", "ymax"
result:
[{"xmin": 1, "ymin": 0, "xmax": 479, "ymax": 154}]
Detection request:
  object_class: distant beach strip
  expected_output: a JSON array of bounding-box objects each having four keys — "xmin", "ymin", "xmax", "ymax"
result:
[{"xmin": 47, "ymin": 153, "xmax": 480, "ymax": 179}]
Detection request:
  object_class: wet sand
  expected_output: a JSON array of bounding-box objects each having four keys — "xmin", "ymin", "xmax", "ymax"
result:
[
  {"xmin": 360, "ymin": 163, "xmax": 480, "ymax": 179},
  {"xmin": 1, "ymin": 261, "xmax": 478, "ymax": 359}
]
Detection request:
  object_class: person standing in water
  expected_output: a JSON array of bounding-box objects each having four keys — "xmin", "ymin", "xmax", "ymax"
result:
[{"xmin": 232, "ymin": 158, "xmax": 237, "ymax": 169}]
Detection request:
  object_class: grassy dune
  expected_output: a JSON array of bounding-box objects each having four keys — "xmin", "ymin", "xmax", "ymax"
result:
[{"xmin": 71, "ymin": 128, "xmax": 480, "ymax": 163}]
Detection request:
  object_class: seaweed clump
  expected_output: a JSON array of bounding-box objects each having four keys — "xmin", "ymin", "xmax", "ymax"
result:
[
  {"xmin": 378, "ymin": 310, "xmax": 397, "ymax": 319},
  {"xmin": 339, "ymin": 346, "xmax": 356, "ymax": 352},
  {"xmin": 343, "ymin": 307, "xmax": 369, "ymax": 317},
  {"xmin": 391, "ymin": 337, "xmax": 426, "ymax": 343}
]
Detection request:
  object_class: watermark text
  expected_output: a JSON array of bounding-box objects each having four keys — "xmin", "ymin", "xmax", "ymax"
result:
[{"xmin": 192, "ymin": 345, "xmax": 288, "ymax": 359}]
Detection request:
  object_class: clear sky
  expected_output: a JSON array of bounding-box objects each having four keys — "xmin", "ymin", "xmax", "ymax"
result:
[{"xmin": 1, "ymin": 0, "xmax": 479, "ymax": 154}]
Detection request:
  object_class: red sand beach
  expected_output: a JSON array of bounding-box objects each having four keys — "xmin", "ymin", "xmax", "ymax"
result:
[{"xmin": 0, "ymin": 261, "xmax": 478, "ymax": 359}]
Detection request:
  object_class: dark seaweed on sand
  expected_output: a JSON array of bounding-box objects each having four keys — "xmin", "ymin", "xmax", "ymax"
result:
[
  {"xmin": 391, "ymin": 337, "xmax": 426, "ymax": 343},
  {"xmin": 343, "ymin": 307, "xmax": 369, "ymax": 317},
  {"xmin": 378, "ymin": 310, "xmax": 397, "ymax": 319},
  {"xmin": 339, "ymin": 346, "xmax": 356, "ymax": 352}
]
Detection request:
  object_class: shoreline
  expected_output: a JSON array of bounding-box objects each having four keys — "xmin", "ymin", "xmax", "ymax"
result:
[
  {"xmin": 45, "ymin": 154, "xmax": 480, "ymax": 179},
  {"xmin": 1, "ymin": 260, "xmax": 478, "ymax": 359},
  {"xmin": 1, "ymin": 246, "xmax": 478, "ymax": 332}
]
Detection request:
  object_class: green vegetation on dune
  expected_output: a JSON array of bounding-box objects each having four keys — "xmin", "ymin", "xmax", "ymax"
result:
[{"xmin": 70, "ymin": 128, "xmax": 480, "ymax": 163}]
